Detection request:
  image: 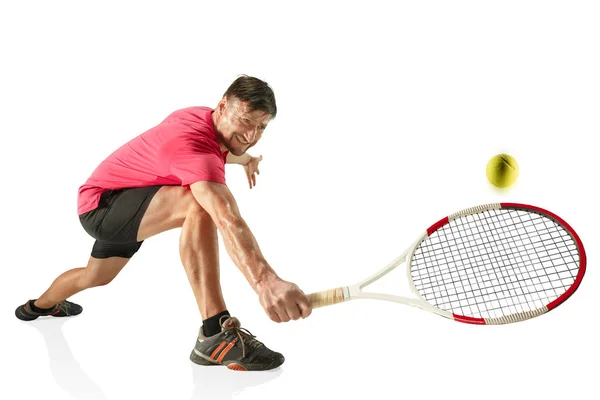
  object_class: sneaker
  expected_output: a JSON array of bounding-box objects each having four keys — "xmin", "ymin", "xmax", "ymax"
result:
[
  {"xmin": 190, "ymin": 316, "xmax": 284, "ymax": 371},
  {"xmin": 15, "ymin": 300, "xmax": 83, "ymax": 321}
]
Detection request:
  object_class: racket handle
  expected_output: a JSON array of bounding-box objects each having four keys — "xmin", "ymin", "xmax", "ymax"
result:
[{"xmin": 307, "ymin": 288, "xmax": 346, "ymax": 308}]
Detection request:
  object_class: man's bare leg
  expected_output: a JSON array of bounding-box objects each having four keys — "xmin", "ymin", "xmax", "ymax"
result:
[
  {"xmin": 34, "ymin": 257, "xmax": 130, "ymax": 308},
  {"xmin": 178, "ymin": 202, "xmax": 226, "ymax": 319},
  {"xmin": 136, "ymin": 186, "xmax": 226, "ymax": 320}
]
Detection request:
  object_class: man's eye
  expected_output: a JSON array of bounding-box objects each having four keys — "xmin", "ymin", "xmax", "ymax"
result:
[{"xmin": 242, "ymin": 118, "xmax": 251, "ymax": 124}]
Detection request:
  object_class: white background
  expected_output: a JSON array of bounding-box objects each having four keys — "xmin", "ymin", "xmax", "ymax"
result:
[{"xmin": 1, "ymin": 1, "xmax": 598, "ymax": 399}]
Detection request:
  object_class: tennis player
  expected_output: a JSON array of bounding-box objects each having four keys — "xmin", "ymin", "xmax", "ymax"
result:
[{"xmin": 15, "ymin": 75, "xmax": 311, "ymax": 371}]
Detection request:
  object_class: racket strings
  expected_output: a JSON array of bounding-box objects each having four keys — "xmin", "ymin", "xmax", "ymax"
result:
[{"xmin": 410, "ymin": 209, "xmax": 580, "ymax": 319}]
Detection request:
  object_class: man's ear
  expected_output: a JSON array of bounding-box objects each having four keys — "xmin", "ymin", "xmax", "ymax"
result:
[{"xmin": 217, "ymin": 96, "xmax": 229, "ymax": 114}]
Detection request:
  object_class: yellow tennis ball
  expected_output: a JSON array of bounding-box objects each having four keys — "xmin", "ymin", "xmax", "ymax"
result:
[{"xmin": 486, "ymin": 154, "xmax": 519, "ymax": 188}]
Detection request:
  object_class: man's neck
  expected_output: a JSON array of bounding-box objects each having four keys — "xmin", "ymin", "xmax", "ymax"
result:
[{"xmin": 211, "ymin": 109, "xmax": 228, "ymax": 152}]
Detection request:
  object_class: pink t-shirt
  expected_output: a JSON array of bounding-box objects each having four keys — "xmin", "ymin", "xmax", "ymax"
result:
[{"xmin": 77, "ymin": 106, "xmax": 228, "ymax": 215}]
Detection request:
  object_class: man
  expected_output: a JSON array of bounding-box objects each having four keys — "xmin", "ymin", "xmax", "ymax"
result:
[{"xmin": 15, "ymin": 75, "xmax": 312, "ymax": 371}]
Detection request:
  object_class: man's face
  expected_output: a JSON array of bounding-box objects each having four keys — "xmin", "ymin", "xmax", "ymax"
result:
[{"xmin": 215, "ymin": 98, "xmax": 272, "ymax": 156}]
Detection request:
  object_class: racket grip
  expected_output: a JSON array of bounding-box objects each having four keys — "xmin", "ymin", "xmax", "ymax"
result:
[{"xmin": 307, "ymin": 288, "xmax": 346, "ymax": 308}]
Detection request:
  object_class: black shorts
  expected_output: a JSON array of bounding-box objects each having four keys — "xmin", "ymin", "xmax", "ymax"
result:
[{"xmin": 79, "ymin": 186, "xmax": 162, "ymax": 259}]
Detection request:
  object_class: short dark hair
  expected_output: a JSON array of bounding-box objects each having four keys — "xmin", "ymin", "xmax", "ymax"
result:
[{"xmin": 223, "ymin": 75, "xmax": 277, "ymax": 118}]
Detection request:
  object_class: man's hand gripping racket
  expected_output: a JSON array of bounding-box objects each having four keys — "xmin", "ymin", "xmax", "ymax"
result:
[{"xmin": 307, "ymin": 203, "xmax": 586, "ymax": 325}]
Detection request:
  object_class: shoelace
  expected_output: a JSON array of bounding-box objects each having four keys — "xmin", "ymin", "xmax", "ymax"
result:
[
  {"xmin": 55, "ymin": 301, "xmax": 70, "ymax": 315},
  {"xmin": 219, "ymin": 316, "xmax": 264, "ymax": 358}
]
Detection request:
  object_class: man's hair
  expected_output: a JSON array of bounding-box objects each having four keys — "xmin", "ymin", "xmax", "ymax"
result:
[{"xmin": 223, "ymin": 75, "xmax": 277, "ymax": 118}]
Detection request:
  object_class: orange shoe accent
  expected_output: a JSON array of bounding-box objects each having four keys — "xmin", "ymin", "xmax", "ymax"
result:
[
  {"xmin": 210, "ymin": 341, "xmax": 228, "ymax": 360},
  {"xmin": 216, "ymin": 339, "xmax": 238, "ymax": 363},
  {"xmin": 227, "ymin": 363, "xmax": 247, "ymax": 371}
]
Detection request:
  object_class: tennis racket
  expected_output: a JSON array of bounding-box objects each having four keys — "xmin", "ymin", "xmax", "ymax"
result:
[{"xmin": 307, "ymin": 203, "xmax": 586, "ymax": 324}]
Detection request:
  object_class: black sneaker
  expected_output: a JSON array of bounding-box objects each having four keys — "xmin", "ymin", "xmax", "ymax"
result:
[
  {"xmin": 15, "ymin": 300, "xmax": 83, "ymax": 321},
  {"xmin": 190, "ymin": 316, "xmax": 284, "ymax": 371}
]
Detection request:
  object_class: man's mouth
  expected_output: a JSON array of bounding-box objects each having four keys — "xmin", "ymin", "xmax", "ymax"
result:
[{"xmin": 236, "ymin": 135, "xmax": 249, "ymax": 145}]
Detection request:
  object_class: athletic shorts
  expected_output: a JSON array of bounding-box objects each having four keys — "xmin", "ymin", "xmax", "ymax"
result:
[{"xmin": 78, "ymin": 186, "xmax": 162, "ymax": 259}]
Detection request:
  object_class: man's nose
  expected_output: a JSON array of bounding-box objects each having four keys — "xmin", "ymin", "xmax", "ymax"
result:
[{"xmin": 244, "ymin": 126, "xmax": 258, "ymax": 142}]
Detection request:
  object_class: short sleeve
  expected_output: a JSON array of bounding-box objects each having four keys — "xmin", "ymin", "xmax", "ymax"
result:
[{"xmin": 169, "ymin": 142, "xmax": 226, "ymax": 186}]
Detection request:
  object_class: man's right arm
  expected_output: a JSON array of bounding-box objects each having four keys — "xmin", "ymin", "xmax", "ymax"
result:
[{"xmin": 190, "ymin": 181, "xmax": 312, "ymax": 321}]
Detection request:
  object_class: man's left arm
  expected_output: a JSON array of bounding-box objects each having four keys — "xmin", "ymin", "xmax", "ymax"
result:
[
  {"xmin": 226, "ymin": 153, "xmax": 252, "ymax": 165},
  {"xmin": 226, "ymin": 153, "xmax": 263, "ymax": 189}
]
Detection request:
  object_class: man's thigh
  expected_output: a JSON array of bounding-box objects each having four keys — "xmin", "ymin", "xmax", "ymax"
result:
[{"xmin": 136, "ymin": 185, "xmax": 197, "ymax": 242}]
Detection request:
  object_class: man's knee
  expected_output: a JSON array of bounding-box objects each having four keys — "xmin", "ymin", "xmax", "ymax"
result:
[
  {"xmin": 80, "ymin": 269, "xmax": 115, "ymax": 288},
  {"xmin": 81, "ymin": 257, "xmax": 129, "ymax": 288},
  {"xmin": 182, "ymin": 189, "xmax": 210, "ymax": 219},
  {"xmin": 90, "ymin": 275, "xmax": 114, "ymax": 287},
  {"xmin": 167, "ymin": 187, "xmax": 207, "ymax": 219}
]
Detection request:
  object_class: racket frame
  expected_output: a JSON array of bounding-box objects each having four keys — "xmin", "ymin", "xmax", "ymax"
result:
[{"xmin": 308, "ymin": 203, "xmax": 586, "ymax": 325}]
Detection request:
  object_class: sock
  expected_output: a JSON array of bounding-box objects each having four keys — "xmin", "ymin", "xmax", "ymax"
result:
[
  {"xmin": 29, "ymin": 299, "xmax": 55, "ymax": 313},
  {"xmin": 202, "ymin": 310, "xmax": 231, "ymax": 337}
]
